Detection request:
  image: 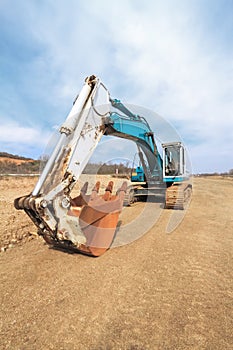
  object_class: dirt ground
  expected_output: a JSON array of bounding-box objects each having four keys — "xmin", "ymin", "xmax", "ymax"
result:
[{"xmin": 0, "ymin": 176, "xmax": 232, "ymax": 349}]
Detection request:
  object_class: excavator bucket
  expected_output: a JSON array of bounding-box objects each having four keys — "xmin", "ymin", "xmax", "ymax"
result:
[{"xmin": 68, "ymin": 181, "xmax": 127, "ymax": 256}]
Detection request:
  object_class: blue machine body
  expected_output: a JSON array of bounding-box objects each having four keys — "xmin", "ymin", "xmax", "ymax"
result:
[
  {"xmin": 131, "ymin": 166, "xmax": 145, "ymax": 182},
  {"xmin": 104, "ymin": 99, "xmax": 187, "ymax": 186}
]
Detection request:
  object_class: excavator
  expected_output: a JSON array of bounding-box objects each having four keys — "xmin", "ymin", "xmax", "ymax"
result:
[{"xmin": 14, "ymin": 75, "xmax": 192, "ymax": 256}]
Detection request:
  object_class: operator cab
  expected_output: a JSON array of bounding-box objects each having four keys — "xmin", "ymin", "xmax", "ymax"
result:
[{"xmin": 162, "ymin": 142, "xmax": 186, "ymax": 182}]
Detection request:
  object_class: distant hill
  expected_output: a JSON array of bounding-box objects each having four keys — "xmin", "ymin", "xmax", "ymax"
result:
[
  {"xmin": 0, "ymin": 152, "xmax": 33, "ymax": 161},
  {"xmin": 0, "ymin": 152, "xmax": 40, "ymax": 174}
]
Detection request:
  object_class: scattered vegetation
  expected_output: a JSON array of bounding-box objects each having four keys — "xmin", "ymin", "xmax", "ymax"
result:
[
  {"xmin": 1, "ymin": 152, "xmax": 232, "ymax": 177},
  {"xmin": 0, "ymin": 160, "xmax": 40, "ymax": 174},
  {"xmin": 83, "ymin": 162, "xmax": 131, "ymax": 176},
  {"xmin": 0, "ymin": 152, "xmax": 39, "ymax": 174},
  {"xmin": 195, "ymin": 170, "xmax": 233, "ymax": 177},
  {"xmin": 0, "ymin": 152, "xmax": 132, "ymax": 176}
]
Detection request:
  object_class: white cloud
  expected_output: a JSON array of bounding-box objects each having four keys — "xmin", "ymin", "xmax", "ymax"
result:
[
  {"xmin": 0, "ymin": 124, "xmax": 44, "ymax": 144},
  {"xmin": 0, "ymin": 121, "xmax": 52, "ymax": 158},
  {"xmin": 90, "ymin": 1, "xmax": 233, "ymax": 173},
  {"xmin": 1, "ymin": 0, "xmax": 232, "ymax": 172}
]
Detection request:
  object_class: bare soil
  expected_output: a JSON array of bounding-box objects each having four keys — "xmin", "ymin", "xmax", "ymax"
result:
[
  {"xmin": 0, "ymin": 176, "xmax": 232, "ymax": 349},
  {"xmin": 0, "ymin": 157, "xmax": 33, "ymax": 165}
]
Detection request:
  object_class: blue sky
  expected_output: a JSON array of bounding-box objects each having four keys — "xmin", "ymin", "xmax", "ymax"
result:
[{"xmin": 0, "ymin": 0, "xmax": 233, "ymax": 173}]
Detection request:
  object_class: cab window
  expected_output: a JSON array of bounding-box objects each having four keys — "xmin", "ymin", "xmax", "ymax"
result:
[{"xmin": 164, "ymin": 146, "xmax": 180, "ymax": 176}]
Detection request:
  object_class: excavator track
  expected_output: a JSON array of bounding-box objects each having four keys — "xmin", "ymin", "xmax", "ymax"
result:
[{"xmin": 165, "ymin": 183, "xmax": 192, "ymax": 210}]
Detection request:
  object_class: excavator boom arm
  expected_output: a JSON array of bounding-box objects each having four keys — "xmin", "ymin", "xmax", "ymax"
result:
[{"xmin": 14, "ymin": 75, "xmax": 190, "ymax": 256}]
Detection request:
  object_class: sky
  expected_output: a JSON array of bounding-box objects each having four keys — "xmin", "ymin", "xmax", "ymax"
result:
[{"xmin": 0, "ymin": 0, "xmax": 233, "ymax": 173}]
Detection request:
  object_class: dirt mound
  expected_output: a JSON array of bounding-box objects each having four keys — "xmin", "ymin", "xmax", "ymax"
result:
[{"xmin": 0, "ymin": 176, "xmax": 38, "ymax": 251}]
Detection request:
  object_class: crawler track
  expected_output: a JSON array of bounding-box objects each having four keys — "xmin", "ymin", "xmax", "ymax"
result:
[{"xmin": 165, "ymin": 183, "xmax": 192, "ymax": 209}]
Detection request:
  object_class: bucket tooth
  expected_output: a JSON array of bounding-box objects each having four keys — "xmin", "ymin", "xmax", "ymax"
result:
[{"xmin": 71, "ymin": 181, "xmax": 127, "ymax": 256}]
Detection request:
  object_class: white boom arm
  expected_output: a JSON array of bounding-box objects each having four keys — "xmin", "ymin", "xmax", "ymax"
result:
[{"xmin": 32, "ymin": 75, "xmax": 110, "ymax": 199}]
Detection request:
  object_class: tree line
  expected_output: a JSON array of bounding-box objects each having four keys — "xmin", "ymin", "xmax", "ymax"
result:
[
  {"xmin": 195, "ymin": 169, "xmax": 233, "ymax": 177},
  {"xmin": 83, "ymin": 162, "xmax": 131, "ymax": 175},
  {"xmin": 0, "ymin": 158, "xmax": 131, "ymax": 175},
  {"xmin": 0, "ymin": 160, "xmax": 40, "ymax": 174},
  {"xmin": 1, "ymin": 152, "xmax": 232, "ymax": 176}
]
